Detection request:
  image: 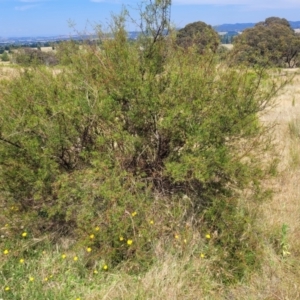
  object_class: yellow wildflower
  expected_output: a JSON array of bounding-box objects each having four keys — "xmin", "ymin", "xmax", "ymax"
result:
[
  {"xmin": 149, "ymin": 220, "xmax": 154, "ymax": 225},
  {"xmin": 119, "ymin": 236, "xmax": 124, "ymax": 241},
  {"xmin": 93, "ymin": 270, "xmax": 98, "ymax": 274},
  {"xmin": 86, "ymin": 247, "xmax": 92, "ymax": 253},
  {"xmin": 205, "ymin": 234, "xmax": 211, "ymax": 239},
  {"xmin": 89, "ymin": 234, "xmax": 95, "ymax": 239},
  {"xmin": 200, "ymin": 253, "xmax": 205, "ymax": 258},
  {"xmin": 5, "ymin": 286, "xmax": 10, "ymax": 291},
  {"xmin": 22, "ymin": 232, "xmax": 27, "ymax": 238},
  {"xmin": 131, "ymin": 211, "xmax": 137, "ymax": 217},
  {"xmin": 61, "ymin": 254, "xmax": 66, "ymax": 259},
  {"xmin": 29, "ymin": 277, "xmax": 34, "ymax": 282},
  {"xmin": 175, "ymin": 234, "xmax": 179, "ymax": 239},
  {"xmin": 73, "ymin": 256, "xmax": 78, "ymax": 261},
  {"xmin": 103, "ymin": 265, "xmax": 108, "ymax": 270},
  {"xmin": 3, "ymin": 249, "xmax": 9, "ymax": 255},
  {"xmin": 20, "ymin": 258, "xmax": 25, "ymax": 264},
  {"xmin": 127, "ymin": 239, "xmax": 133, "ymax": 246},
  {"xmin": 44, "ymin": 277, "xmax": 48, "ymax": 281},
  {"xmin": 95, "ymin": 226, "xmax": 100, "ymax": 231}
]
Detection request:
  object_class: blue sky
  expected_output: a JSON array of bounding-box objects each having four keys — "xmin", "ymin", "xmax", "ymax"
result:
[{"xmin": 0, "ymin": 0, "xmax": 299, "ymax": 37}]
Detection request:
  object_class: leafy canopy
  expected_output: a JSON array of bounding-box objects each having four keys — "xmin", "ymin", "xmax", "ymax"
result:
[
  {"xmin": 176, "ymin": 21, "xmax": 220, "ymax": 53},
  {"xmin": 233, "ymin": 17, "xmax": 300, "ymax": 67}
]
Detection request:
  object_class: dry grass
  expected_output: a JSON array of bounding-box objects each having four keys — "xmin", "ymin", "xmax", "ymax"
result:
[
  {"xmin": 30, "ymin": 46, "xmax": 56, "ymax": 52},
  {"xmin": 0, "ymin": 64, "xmax": 20, "ymax": 80},
  {"xmin": 0, "ymin": 64, "xmax": 62, "ymax": 81},
  {"xmin": 221, "ymin": 44, "xmax": 233, "ymax": 50},
  {"xmin": 41, "ymin": 46, "xmax": 56, "ymax": 52},
  {"xmin": 223, "ymin": 69, "xmax": 300, "ymax": 299}
]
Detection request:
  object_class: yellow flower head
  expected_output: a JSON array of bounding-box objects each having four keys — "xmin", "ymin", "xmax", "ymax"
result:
[
  {"xmin": 200, "ymin": 253, "xmax": 205, "ymax": 258},
  {"xmin": 103, "ymin": 265, "xmax": 108, "ymax": 270},
  {"xmin": 22, "ymin": 232, "xmax": 27, "ymax": 238},
  {"xmin": 184, "ymin": 239, "xmax": 187, "ymax": 244},
  {"xmin": 5, "ymin": 286, "xmax": 10, "ymax": 291},
  {"xmin": 95, "ymin": 226, "xmax": 100, "ymax": 231},
  {"xmin": 131, "ymin": 211, "xmax": 137, "ymax": 217},
  {"xmin": 175, "ymin": 234, "xmax": 179, "ymax": 239},
  {"xmin": 73, "ymin": 256, "xmax": 78, "ymax": 261},
  {"xmin": 86, "ymin": 247, "xmax": 92, "ymax": 253},
  {"xmin": 20, "ymin": 258, "xmax": 25, "ymax": 264},
  {"xmin": 89, "ymin": 234, "xmax": 95, "ymax": 239},
  {"xmin": 29, "ymin": 277, "xmax": 34, "ymax": 282},
  {"xmin": 205, "ymin": 234, "xmax": 211, "ymax": 239},
  {"xmin": 119, "ymin": 236, "xmax": 124, "ymax": 241},
  {"xmin": 149, "ymin": 220, "xmax": 154, "ymax": 225},
  {"xmin": 61, "ymin": 254, "xmax": 66, "ymax": 259},
  {"xmin": 44, "ymin": 277, "xmax": 48, "ymax": 281},
  {"xmin": 127, "ymin": 239, "xmax": 133, "ymax": 246},
  {"xmin": 93, "ymin": 270, "xmax": 98, "ymax": 274},
  {"xmin": 3, "ymin": 249, "xmax": 9, "ymax": 255}
]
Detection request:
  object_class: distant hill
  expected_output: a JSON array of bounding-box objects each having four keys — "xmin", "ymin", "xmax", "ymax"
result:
[
  {"xmin": 289, "ymin": 21, "xmax": 300, "ymax": 29},
  {"xmin": 215, "ymin": 21, "xmax": 300, "ymax": 32},
  {"xmin": 214, "ymin": 23, "xmax": 255, "ymax": 32}
]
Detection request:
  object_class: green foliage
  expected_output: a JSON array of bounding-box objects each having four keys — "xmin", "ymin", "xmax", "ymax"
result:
[
  {"xmin": 0, "ymin": 6, "xmax": 283, "ymax": 282},
  {"xmin": 55, "ymin": 40, "xmax": 81, "ymax": 65},
  {"xmin": 216, "ymin": 45, "xmax": 230, "ymax": 61},
  {"xmin": 203, "ymin": 195, "xmax": 262, "ymax": 283},
  {"xmin": 233, "ymin": 17, "xmax": 300, "ymax": 67},
  {"xmin": 176, "ymin": 21, "xmax": 220, "ymax": 53},
  {"xmin": 1, "ymin": 51, "xmax": 10, "ymax": 62}
]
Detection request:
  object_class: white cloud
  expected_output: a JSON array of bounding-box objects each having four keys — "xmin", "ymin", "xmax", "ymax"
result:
[
  {"xmin": 15, "ymin": 4, "xmax": 38, "ymax": 10},
  {"xmin": 90, "ymin": 0, "xmax": 129, "ymax": 3},
  {"xmin": 86, "ymin": 0, "xmax": 300, "ymax": 9},
  {"xmin": 19, "ymin": 0, "xmax": 50, "ymax": 2},
  {"xmin": 172, "ymin": 0, "xmax": 300, "ymax": 8},
  {"xmin": 15, "ymin": 0, "xmax": 51, "ymax": 11}
]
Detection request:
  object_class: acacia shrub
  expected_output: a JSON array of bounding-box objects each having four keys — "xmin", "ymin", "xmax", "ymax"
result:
[{"xmin": 0, "ymin": 18, "xmax": 282, "ymax": 278}]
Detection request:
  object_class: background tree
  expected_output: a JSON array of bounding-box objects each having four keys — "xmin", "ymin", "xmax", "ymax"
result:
[
  {"xmin": 233, "ymin": 17, "xmax": 300, "ymax": 67},
  {"xmin": 1, "ymin": 51, "xmax": 10, "ymax": 62},
  {"xmin": 176, "ymin": 21, "xmax": 220, "ymax": 53}
]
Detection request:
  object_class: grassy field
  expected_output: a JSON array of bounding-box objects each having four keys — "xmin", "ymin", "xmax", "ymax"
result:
[{"xmin": 0, "ymin": 66, "xmax": 300, "ymax": 299}]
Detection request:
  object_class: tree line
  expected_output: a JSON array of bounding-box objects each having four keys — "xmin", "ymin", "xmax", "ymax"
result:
[
  {"xmin": 2, "ymin": 16, "xmax": 300, "ymax": 68},
  {"xmin": 175, "ymin": 16, "xmax": 300, "ymax": 68}
]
